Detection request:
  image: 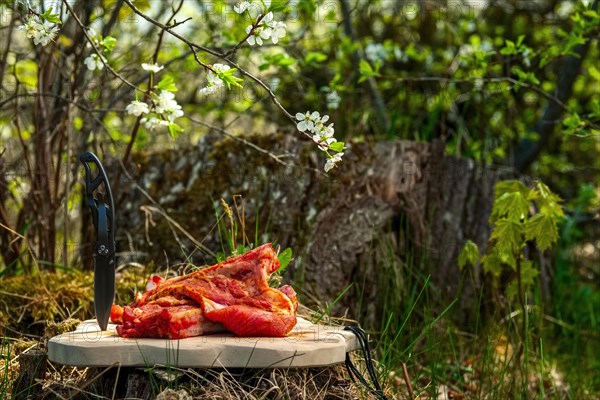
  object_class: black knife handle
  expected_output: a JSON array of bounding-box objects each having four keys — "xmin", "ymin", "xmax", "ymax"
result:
[
  {"xmin": 80, "ymin": 152, "xmax": 116, "ymax": 332},
  {"xmin": 79, "ymin": 152, "xmax": 116, "ymax": 257}
]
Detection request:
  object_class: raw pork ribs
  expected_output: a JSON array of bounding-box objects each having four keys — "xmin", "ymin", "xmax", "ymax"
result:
[{"xmin": 110, "ymin": 244, "xmax": 298, "ymax": 338}]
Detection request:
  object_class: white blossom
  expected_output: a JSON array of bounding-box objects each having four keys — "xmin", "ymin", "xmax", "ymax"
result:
[
  {"xmin": 166, "ymin": 107, "xmax": 184, "ymax": 123},
  {"xmin": 245, "ymin": 11, "xmax": 286, "ymax": 46},
  {"xmin": 141, "ymin": 90, "xmax": 184, "ymax": 125},
  {"xmin": 234, "ymin": 1, "xmax": 251, "ymax": 14},
  {"xmin": 18, "ymin": 19, "xmax": 60, "ymax": 47},
  {"xmin": 153, "ymin": 90, "xmax": 179, "ymax": 114},
  {"xmin": 365, "ymin": 43, "xmax": 388, "ymax": 65},
  {"xmin": 198, "ymin": 84, "xmax": 221, "ymax": 96},
  {"xmin": 295, "ymin": 111, "xmax": 339, "ymax": 153},
  {"xmin": 207, "ymin": 64, "xmax": 230, "ymax": 84},
  {"xmin": 18, "ymin": 20, "xmax": 43, "ymax": 39},
  {"xmin": 324, "ymin": 152, "xmax": 344, "ymax": 173},
  {"xmin": 141, "ymin": 115, "xmax": 169, "ymax": 131},
  {"xmin": 84, "ymin": 54, "xmax": 106, "ymax": 71},
  {"xmin": 295, "ymin": 112, "xmax": 314, "ymax": 132},
  {"xmin": 199, "ymin": 64, "xmax": 230, "ymax": 95},
  {"xmin": 141, "ymin": 63, "xmax": 164, "ymax": 73},
  {"xmin": 326, "ymin": 90, "xmax": 341, "ymax": 110},
  {"xmin": 269, "ymin": 77, "xmax": 280, "ymax": 92},
  {"xmin": 260, "ymin": 0, "xmax": 272, "ymax": 11},
  {"xmin": 126, "ymin": 100, "xmax": 150, "ymax": 116},
  {"xmin": 234, "ymin": 0, "xmax": 270, "ymax": 16},
  {"xmin": 269, "ymin": 21, "xmax": 287, "ymax": 44}
]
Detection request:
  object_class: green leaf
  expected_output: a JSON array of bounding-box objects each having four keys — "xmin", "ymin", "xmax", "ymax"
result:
[
  {"xmin": 261, "ymin": 53, "xmax": 296, "ymax": 70},
  {"xmin": 14, "ymin": 59, "xmax": 38, "ymax": 89},
  {"xmin": 491, "ymin": 191, "xmax": 529, "ymax": 221},
  {"xmin": 506, "ymin": 260, "xmax": 538, "ymax": 300},
  {"xmin": 482, "ymin": 251, "xmax": 503, "ymax": 276},
  {"xmin": 520, "ymin": 260, "xmax": 538, "ymax": 286},
  {"xmin": 511, "ymin": 66, "xmax": 540, "ymax": 85},
  {"xmin": 500, "ymin": 39, "xmax": 517, "ymax": 55},
  {"xmin": 459, "ymin": 240, "xmax": 480, "ymax": 270},
  {"xmin": 329, "ymin": 141, "xmax": 345, "ymax": 152},
  {"xmin": 216, "ymin": 251, "xmax": 227, "ymax": 263},
  {"xmin": 358, "ymin": 59, "xmax": 379, "ymax": 83},
  {"xmin": 305, "ymin": 51, "xmax": 328, "ymax": 65},
  {"xmin": 73, "ymin": 116, "xmax": 83, "ymax": 131},
  {"xmin": 219, "ymin": 68, "xmax": 244, "ymax": 89},
  {"xmin": 41, "ymin": 7, "xmax": 62, "ymax": 24},
  {"xmin": 101, "ymin": 36, "xmax": 117, "ymax": 53},
  {"xmin": 491, "ymin": 218, "xmax": 524, "ymax": 254},
  {"xmin": 277, "ymin": 248, "xmax": 293, "ymax": 273},
  {"xmin": 495, "ymin": 180, "xmax": 529, "ymax": 198},
  {"xmin": 168, "ymin": 122, "xmax": 183, "ymax": 138},
  {"xmin": 156, "ymin": 76, "xmax": 177, "ymax": 92},
  {"xmin": 269, "ymin": 0, "xmax": 289, "ymax": 12},
  {"xmin": 235, "ymin": 244, "xmax": 252, "ymax": 256},
  {"xmin": 525, "ymin": 213, "xmax": 558, "ymax": 251},
  {"xmin": 534, "ymin": 181, "xmax": 564, "ymax": 218},
  {"xmin": 505, "ymin": 280, "xmax": 519, "ymax": 300}
]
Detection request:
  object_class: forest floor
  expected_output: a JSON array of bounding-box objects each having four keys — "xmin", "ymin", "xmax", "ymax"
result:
[{"xmin": 1, "ymin": 266, "xmax": 598, "ymax": 399}]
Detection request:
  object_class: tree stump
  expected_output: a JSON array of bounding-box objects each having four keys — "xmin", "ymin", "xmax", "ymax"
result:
[
  {"xmin": 115, "ymin": 135, "xmax": 502, "ymax": 327},
  {"xmin": 12, "ymin": 347, "xmax": 47, "ymax": 400}
]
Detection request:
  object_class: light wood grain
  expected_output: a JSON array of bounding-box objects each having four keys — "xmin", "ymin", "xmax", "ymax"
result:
[{"xmin": 48, "ymin": 318, "xmax": 359, "ymax": 368}]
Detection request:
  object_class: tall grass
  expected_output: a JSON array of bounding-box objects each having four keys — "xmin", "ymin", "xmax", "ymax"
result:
[
  {"xmin": 0, "ymin": 337, "xmax": 10, "ymax": 398},
  {"xmin": 344, "ymin": 212, "xmax": 599, "ymax": 399}
]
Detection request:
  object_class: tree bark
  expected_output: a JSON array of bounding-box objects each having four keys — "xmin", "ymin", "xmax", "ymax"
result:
[{"xmin": 116, "ymin": 135, "xmax": 501, "ymax": 327}]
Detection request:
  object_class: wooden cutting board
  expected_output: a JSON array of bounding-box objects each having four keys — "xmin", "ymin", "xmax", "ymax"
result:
[{"xmin": 48, "ymin": 318, "xmax": 359, "ymax": 368}]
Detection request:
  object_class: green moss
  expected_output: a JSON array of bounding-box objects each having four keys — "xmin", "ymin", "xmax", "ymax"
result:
[{"xmin": 0, "ymin": 268, "xmax": 149, "ymax": 337}]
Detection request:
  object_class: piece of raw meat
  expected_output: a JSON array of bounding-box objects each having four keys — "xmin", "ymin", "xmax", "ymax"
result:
[{"xmin": 110, "ymin": 244, "xmax": 298, "ymax": 339}]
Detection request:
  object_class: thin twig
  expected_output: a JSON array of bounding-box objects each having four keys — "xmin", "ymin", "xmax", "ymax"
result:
[
  {"xmin": 122, "ymin": 0, "xmax": 216, "ymax": 71},
  {"xmin": 120, "ymin": 0, "xmax": 187, "ymax": 174},
  {"xmin": 0, "ymin": 221, "xmax": 39, "ymax": 265},
  {"xmin": 140, "ymin": 205, "xmax": 216, "ymax": 258},
  {"xmin": 187, "ymin": 116, "xmax": 292, "ymax": 167},
  {"xmin": 401, "ymin": 361, "xmax": 415, "ymax": 400},
  {"xmin": 121, "ymin": 0, "xmax": 319, "ymax": 145},
  {"xmin": 389, "ymin": 75, "xmax": 569, "ymax": 112},
  {"xmin": 62, "ymin": 0, "xmax": 137, "ymax": 90},
  {"xmin": 222, "ymin": 13, "xmax": 268, "ymax": 58}
]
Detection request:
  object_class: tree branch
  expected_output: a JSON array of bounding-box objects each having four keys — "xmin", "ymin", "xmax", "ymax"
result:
[{"xmin": 513, "ymin": 0, "xmax": 598, "ymax": 171}]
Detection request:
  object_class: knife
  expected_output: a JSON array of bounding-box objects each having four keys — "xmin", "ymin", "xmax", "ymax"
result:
[{"xmin": 80, "ymin": 152, "xmax": 116, "ymax": 331}]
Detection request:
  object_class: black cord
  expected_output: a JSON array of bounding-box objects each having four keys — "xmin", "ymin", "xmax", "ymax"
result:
[{"xmin": 344, "ymin": 326, "xmax": 388, "ymax": 400}]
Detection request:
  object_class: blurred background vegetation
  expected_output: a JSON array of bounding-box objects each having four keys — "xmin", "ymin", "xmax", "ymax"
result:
[{"xmin": 0, "ymin": 0, "xmax": 599, "ymax": 398}]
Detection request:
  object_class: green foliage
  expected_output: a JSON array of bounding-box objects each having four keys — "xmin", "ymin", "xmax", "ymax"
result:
[
  {"xmin": 328, "ymin": 141, "xmax": 345, "ymax": 153},
  {"xmin": 277, "ymin": 247, "xmax": 292, "ymax": 273},
  {"xmin": 462, "ymin": 179, "xmax": 564, "ymax": 301},
  {"xmin": 304, "ymin": 51, "xmax": 328, "ymax": 66},
  {"xmin": 40, "ymin": 7, "xmax": 62, "ymax": 24},
  {"xmin": 218, "ymin": 67, "xmax": 244, "ymax": 89},
  {"xmin": 458, "ymin": 240, "xmax": 480, "ymax": 271},
  {"xmin": 156, "ymin": 76, "xmax": 178, "ymax": 92},
  {"xmin": 525, "ymin": 214, "xmax": 558, "ymax": 252},
  {"xmin": 260, "ymin": 53, "xmax": 295, "ymax": 70},
  {"xmin": 0, "ymin": 268, "xmax": 148, "ymax": 335},
  {"xmin": 358, "ymin": 59, "xmax": 380, "ymax": 83},
  {"xmin": 100, "ymin": 36, "xmax": 117, "ymax": 53},
  {"xmin": 167, "ymin": 122, "xmax": 183, "ymax": 139}
]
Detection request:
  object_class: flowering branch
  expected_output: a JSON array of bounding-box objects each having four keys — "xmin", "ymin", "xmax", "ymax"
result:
[
  {"xmin": 221, "ymin": 12, "xmax": 269, "ymax": 58},
  {"xmin": 62, "ymin": 0, "xmax": 137, "ymax": 90},
  {"xmin": 122, "ymin": 0, "xmax": 217, "ymax": 72},
  {"xmin": 122, "ymin": 0, "xmax": 345, "ymax": 171}
]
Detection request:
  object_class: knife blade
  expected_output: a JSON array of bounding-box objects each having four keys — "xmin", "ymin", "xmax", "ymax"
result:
[{"xmin": 80, "ymin": 152, "xmax": 116, "ymax": 331}]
